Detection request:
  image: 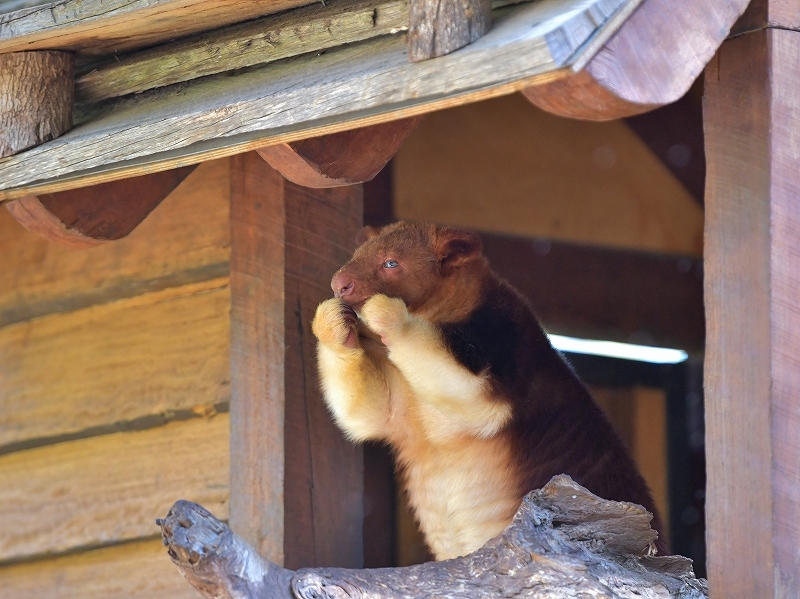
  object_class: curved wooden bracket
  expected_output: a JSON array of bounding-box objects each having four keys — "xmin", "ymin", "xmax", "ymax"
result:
[
  {"xmin": 5, "ymin": 166, "xmax": 197, "ymax": 248},
  {"xmin": 256, "ymin": 117, "xmax": 423, "ymax": 188},
  {"xmin": 522, "ymin": 0, "xmax": 751, "ymax": 120}
]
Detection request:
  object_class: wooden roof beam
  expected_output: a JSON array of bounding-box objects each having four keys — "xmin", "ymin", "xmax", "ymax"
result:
[
  {"xmin": 522, "ymin": 0, "xmax": 752, "ymax": 120},
  {"xmin": 5, "ymin": 166, "xmax": 196, "ymax": 248}
]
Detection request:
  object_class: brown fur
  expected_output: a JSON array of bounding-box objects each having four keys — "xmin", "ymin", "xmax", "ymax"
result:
[{"xmin": 312, "ymin": 221, "xmax": 666, "ymax": 559}]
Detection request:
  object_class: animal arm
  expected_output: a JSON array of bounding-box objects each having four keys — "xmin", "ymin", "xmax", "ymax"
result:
[
  {"xmin": 313, "ymin": 299, "xmax": 391, "ymax": 441},
  {"xmin": 360, "ymin": 294, "xmax": 512, "ymax": 440}
]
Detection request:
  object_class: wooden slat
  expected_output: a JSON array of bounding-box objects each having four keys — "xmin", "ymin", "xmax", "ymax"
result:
[
  {"xmin": 0, "ymin": 415, "xmax": 229, "ymax": 561},
  {"xmin": 394, "ymin": 93, "xmax": 704, "ymax": 256},
  {"xmin": 0, "ymin": 0, "xmax": 634, "ymax": 200},
  {"xmin": 76, "ymin": 0, "xmax": 409, "ymax": 103},
  {"xmin": 480, "ymin": 232, "xmax": 704, "ymax": 351},
  {"xmin": 0, "ymin": 158, "xmax": 230, "ymax": 328},
  {"xmin": 5, "ymin": 165, "xmax": 196, "ymax": 247},
  {"xmin": 730, "ymin": 0, "xmax": 800, "ymax": 36},
  {"xmin": 522, "ymin": 0, "xmax": 750, "ymax": 119},
  {"xmin": 0, "ymin": 0, "xmax": 315, "ymax": 56},
  {"xmin": 257, "ymin": 118, "xmax": 423, "ymax": 188},
  {"xmin": 704, "ymin": 27, "xmax": 800, "ymax": 598},
  {"xmin": 229, "ymin": 153, "xmax": 364, "ymax": 569},
  {"xmin": 0, "ymin": 539, "xmax": 199, "ymax": 599},
  {"xmin": 0, "ymin": 281, "xmax": 230, "ymax": 450}
]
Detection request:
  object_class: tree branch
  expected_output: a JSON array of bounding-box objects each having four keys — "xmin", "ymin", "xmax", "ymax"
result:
[{"xmin": 158, "ymin": 475, "xmax": 708, "ymax": 599}]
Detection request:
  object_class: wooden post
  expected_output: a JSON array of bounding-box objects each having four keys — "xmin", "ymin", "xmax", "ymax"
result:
[
  {"xmin": 229, "ymin": 152, "xmax": 364, "ymax": 568},
  {"xmin": 0, "ymin": 51, "xmax": 73, "ymax": 158},
  {"xmin": 704, "ymin": 20, "xmax": 800, "ymax": 599}
]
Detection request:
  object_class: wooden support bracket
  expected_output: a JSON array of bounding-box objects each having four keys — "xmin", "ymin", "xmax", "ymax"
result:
[
  {"xmin": 257, "ymin": 118, "xmax": 423, "ymax": 188},
  {"xmin": 522, "ymin": 0, "xmax": 751, "ymax": 120},
  {"xmin": 4, "ymin": 166, "xmax": 196, "ymax": 248},
  {"xmin": 0, "ymin": 51, "xmax": 74, "ymax": 158},
  {"xmin": 407, "ymin": 0, "xmax": 492, "ymax": 61}
]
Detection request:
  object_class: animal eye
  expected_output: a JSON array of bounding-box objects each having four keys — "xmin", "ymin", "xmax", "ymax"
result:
[{"xmin": 383, "ymin": 260, "xmax": 399, "ymax": 269}]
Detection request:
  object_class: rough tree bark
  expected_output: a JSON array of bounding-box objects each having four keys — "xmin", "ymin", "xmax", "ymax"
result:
[{"xmin": 158, "ymin": 475, "xmax": 708, "ymax": 599}]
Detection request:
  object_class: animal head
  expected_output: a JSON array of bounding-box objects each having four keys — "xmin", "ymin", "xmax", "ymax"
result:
[{"xmin": 331, "ymin": 221, "xmax": 489, "ymax": 323}]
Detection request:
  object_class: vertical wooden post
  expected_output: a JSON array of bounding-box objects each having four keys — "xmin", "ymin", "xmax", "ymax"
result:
[
  {"xmin": 229, "ymin": 152, "xmax": 364, "ymax": 568},
  {"xmin": 704, "ymin": 27, "xmax": 800, "ymax": 598}
]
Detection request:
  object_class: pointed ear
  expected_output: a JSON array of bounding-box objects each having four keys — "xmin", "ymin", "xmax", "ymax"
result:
[
  {"xmin": 435, "ymin": 228, "xmax": 483, "ymax": 274},
  {"xmin": 354, "ymin": 226, "xmax": 379, "ymax": 246}
]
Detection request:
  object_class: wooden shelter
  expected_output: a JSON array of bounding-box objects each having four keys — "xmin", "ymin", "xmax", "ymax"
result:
[{"xmin": 0, "ymin": 0, "xmax": 797, "ymax": 597}]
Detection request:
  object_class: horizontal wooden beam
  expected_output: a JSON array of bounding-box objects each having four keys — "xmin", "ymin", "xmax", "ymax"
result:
[
  {"xmin": 257, "ymin": 118, "xmax": 423, "ymax": 188},
  {"xmin": 0, "ymin": 0, "xmax": 632, "ymax": 201},
  {"xmin": 0, "ymin": 0, "xmax": 315, "ymax": 57},
  {"xmin": 522, "ymin": 0, "xmax": 750, "ymax": 120},
  {"xmin": 5, "ymin": 166, "xmax": 196, "ymax": 248},
  {"xmin": 480, "ymin": 232, "xmax": 704, "ymax": 352},
  {"xmin": 75, "ymin": 0, "xmax": 409, "ymax": 104}
]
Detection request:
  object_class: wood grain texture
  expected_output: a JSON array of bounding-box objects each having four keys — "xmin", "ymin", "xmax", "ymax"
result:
[
  {"xmin": 393, "ymin": 93, "xmax": 704, "ymax": 256},
  {"xmin": 523, "ymin": 0, "xmax": 751, "ymax": 119},
  {"xmin": 0, "ymin": 539, "xmax": 199, "ymax": 599},
  {"xmin": 0, "ymin": 158, "xmax": 230, "ymax": 328},
  {"xmin": 257, "ymin": 118, "xmax": 423, "ymax": 188},
  {"xmin": 0, "ymin": 51, "xmax": 73, "ymax": 157},
  {"xmin": 704, "ymin": 28, "xmax": 800, "ymax": 599},
  {"xmin": 0, "ymin": 0, "xmax": 315, "ymax": 56},
  {"xmin": 0, "ymin": 415, "xmax": 229, "ymax": 562},
  {"xmin": 76, "ymin": 0, "xmax": 409, "ymax": 103},
  {"xmin": 0, "ymin": 0, "xmax": 633, "ymax": 200},
  {"xmin": 408, "ymin": 0, "xmax": 491, "ymax": 60},
  {"xmin": 5, "ymin": 166, "xmax": 196, "ymax": 247},
  {"xmin": 730, "ymin": 0, "xmax": 800, "ymax": 36},
  {"xmin": 480, "ymin": 232, "xmax": 704, "ymax": 351},
  {"xmin": 0, "ymin": 281, "xmax": 230, "ymax": 450},
  {"xmin": 229, "ymin": 153, "xmax": 364, "ymax": 569}
]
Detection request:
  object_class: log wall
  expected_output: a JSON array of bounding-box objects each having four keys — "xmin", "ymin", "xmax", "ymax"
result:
[{"xmin": 0, "ymin": 159, "xmax": 232, "ymax": 597}]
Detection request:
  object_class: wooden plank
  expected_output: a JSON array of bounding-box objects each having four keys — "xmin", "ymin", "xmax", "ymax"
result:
[
  {"xmin": 0, "ymin": 539, "xmax": 199, "ymax": 599},
  {"xmin": 730, "ymin": 0, "xmax": 800, "ymax": 36},
  {"xmin": 0, "ymin": 415, "xmax": 229, "ymax": 561},
  {"xmin": 76, "ymin": 0, "xmax": 409, "ymax": 103},
  {"xmin": 5, "ymin": 165, "xmax": 196, "ymax": 247},
  {"xmin": 0, "ymin": 0, "xmax": 315, "ymax": 56},
  {"xmin": 408, "ymin": 0, "xmax": 491, "ymax": 61},
  {"xmin": 704, "ymin": 28, "xmax": 800, "ymax": 598},
  {"xmin": 0, "ymin": 0, "xmax": 634, "ymax": 201},
  {"xmin": 0, "ymin": 51, "xmax": 72, "ymax": 157},
  {"xmin": 229, "ymin": 153, "xmax": 364, "ymax": 569},
  {"xmin": 257, "ymin": 118, "xmax": 423, "ymax": 188},
  {"xmin": 0, "ymin": 158, "xmax": 230, "ymax": 328},
  {"xmin": 394, "ymin": 93, "xmax": 704, "ymax": 257},
  {"xmin": 0, "ymin": 281, "xmax": 230, "ymax": 450},
  {"xmin": 480, "ymin": 232, "xmax": 704, "ymax": 351},
  {"xmin": 522, "ymin": 0, "xmax": 751, "ymax": 119}
]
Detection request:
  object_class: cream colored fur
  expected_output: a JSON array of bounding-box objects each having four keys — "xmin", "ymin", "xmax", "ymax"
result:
[{"xmin": 312, "ymin": 294, "xmax": 517, "ymax": 560}]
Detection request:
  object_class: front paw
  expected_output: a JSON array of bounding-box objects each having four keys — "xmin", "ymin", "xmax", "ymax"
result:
[
  {"xmin": 359, "ymin": 294, "xmax": 409, "ymax": 345},
  {"xmin": 312, "ymin": 299, "xmax": 359, "ymax": 349}
]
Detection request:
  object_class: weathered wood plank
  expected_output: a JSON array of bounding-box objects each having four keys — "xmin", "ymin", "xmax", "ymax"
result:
[
  {"xmin": 257, "ymin": 117, "xmax": 423, "ymax": 188},
  {"xmin": 0, "ymin": 0, "xmax": 316, "ymax": 56},
  {"xmin": 523, "ymin": 0, "xmax": 750, "ymax": 119},
  {"xmin": 408, "ymin": 0, "xmax": 491, "ymax": 61},
  {"xmin": 0, "ymin": 415, "xmax": 229, "ymax": 562},
  {"xmin": 76, "ymin": 0, "xmax": 409, "ymax": 103},
  {"xmin": 394, "ymin": 93, "xmax": 704, "ymax": 256},
  {"xmin": 0, "ymin": 539, "xmax": 199, "ymax": 599},
  {"xmin": 229, "ymin": 153, "xmax": 364, "ymax": 569},
  {"xmin": 704, "ymin": 27, "xmax": 800, "ymax": 598},
  {"xmin": 0, "ymin": 0, "xmax": 633, "ymax": 200},
  {"xmin": 5, "ymin": 165, "xmax": 196, "ymax": 247},
  {"xmin": 730, "ymin": 0, "xmax": 800, "ymax": 36},
  {"xmin": 0, "ymin": 281, "xmax": 230, "ymax": 450},
  {"xmin": 0, "ymin": 51, "xmax": 72, "ymax": 157},
  {"xmin": 0, "ymin": 158, "xmax": 230, "ymax": 328}
]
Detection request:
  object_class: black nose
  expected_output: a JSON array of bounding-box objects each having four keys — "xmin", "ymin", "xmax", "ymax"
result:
[{"xmin": 332, "ymin": 272, "xmax": 354, "ymax": 298}]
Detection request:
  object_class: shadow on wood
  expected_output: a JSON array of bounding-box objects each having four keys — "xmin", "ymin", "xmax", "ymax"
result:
[
  {"xmin": 159, "ymin": 475, "xmax": 708, "ymax": 599},
  {"xmin": 5, "ymin": 166, "xmax": 197, "ymax": 249},
  {"xmin": 257, "ymin": 118, "xmax": 423, "ymax": 188}
]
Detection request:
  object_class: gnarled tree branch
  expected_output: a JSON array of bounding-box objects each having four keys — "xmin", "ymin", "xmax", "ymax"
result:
[{"xmin": 158, "ymin": 475, "xmax": 708, "ymax": 599}]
